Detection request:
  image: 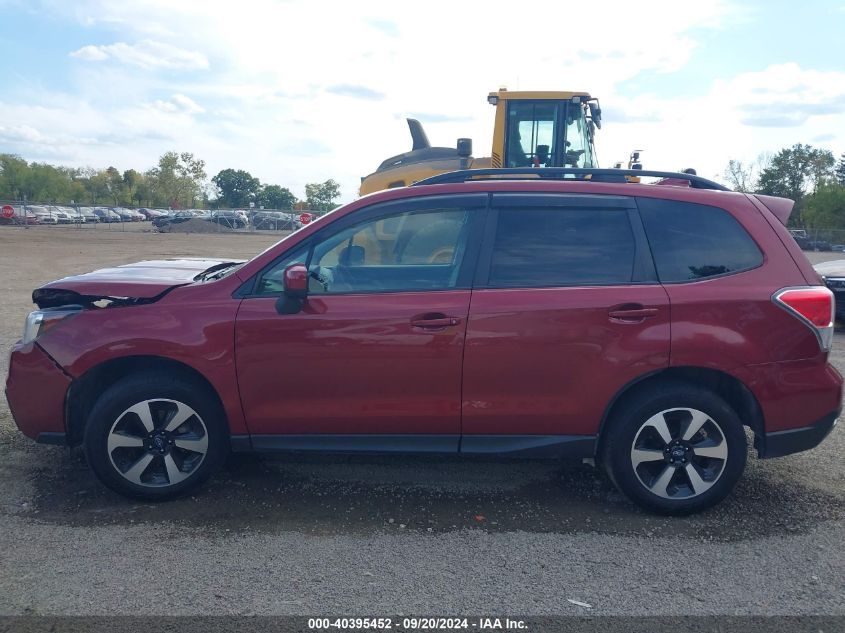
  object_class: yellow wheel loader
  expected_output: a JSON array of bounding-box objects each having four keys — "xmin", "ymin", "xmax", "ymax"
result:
[{"xmin": 359, "ymin": 89, "xmax": 602, "ymax": 195}]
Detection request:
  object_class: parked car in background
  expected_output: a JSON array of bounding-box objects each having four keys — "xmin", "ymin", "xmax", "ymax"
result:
[
  {"xmin": 76, "ymin": 207, "xmax": 100, "ymax": 223},
  {"xmin": 57, "ymin": 206, "xmax": 85, "ymax": 223},
  {"xmin": 152, "ymin": 211, "xmax": 195, "ymax": 229},
  {"xmin": 110, "ymin": 207, "xmax": 136, "ymax": 222},
  {"xmin": 93, "ymin": 207, "xmax": 121, "ymax": 223},
  {"xmin": 253, "ymin": 211, "xmax": 301, "ymax": 231},
  {"xmin": 6, "ymin": 167, "xmax": 841, "ymax": 515},
  {"xmin": 28, "ymin": 206, "xmax": 58, "ymax": 225},
  {"xmin": 814, "ymin": 259, "xmax": 845, "ymax": 320},
  {"xmin": 48, "ymin": 206, "xmax": 74, "ymax": 224},
  {"xmin": 210, "ymin": 210, "xmax": 247, "ymax": 229},
  {"xmin": 808, "ymin": 240, "xmax": 832, "ymax": 252},
  {"xmin": 137, "ymin": 208, "xmax": 167, "ymax": 220}
]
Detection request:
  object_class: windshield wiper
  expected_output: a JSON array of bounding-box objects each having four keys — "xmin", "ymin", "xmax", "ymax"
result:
[{"xmin": 195, "ymin": 262, "xmax": 243, "ymax": 282}]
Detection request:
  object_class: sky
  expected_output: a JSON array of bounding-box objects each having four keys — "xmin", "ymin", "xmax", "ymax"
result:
[{"xmin": 0, "ymin": 0, "xmax": 844, "ymax": 203}]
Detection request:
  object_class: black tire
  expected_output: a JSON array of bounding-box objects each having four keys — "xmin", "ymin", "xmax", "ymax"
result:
[
  {"xmin": 601, "ymin": 381, "xmax": 747, "ymax": 515},
  {"xmin": 83, "ymin": 372, "xmax": 228, "ymax": 500}
]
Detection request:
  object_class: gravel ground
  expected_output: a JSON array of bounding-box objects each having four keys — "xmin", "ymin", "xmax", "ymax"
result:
[{"xmin": 0, "ymin": 227, "xmax": 843, "ymax": 615}]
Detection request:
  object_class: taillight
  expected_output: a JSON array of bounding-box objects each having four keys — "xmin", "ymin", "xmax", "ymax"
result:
[{"xmin": 773, "ymin": 286, "xmax": 835, "ymax": 351}]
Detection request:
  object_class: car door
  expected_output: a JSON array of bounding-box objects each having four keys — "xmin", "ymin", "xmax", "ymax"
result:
[
  {"xmin": 234, "ymin": 194, "xmax": 486, "ymax": 450},
  {"xmin": 460, "ymin": 193, "xmax": 671, "ymax": 452}
]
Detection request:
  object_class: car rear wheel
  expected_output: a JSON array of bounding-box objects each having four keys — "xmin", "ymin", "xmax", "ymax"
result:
[
  {"xmin": 84, "ymin": 373, "xmax": 228, "ymax": 500},
  {"xmin": 602, "ymin": 382, "xmax": 747, "ymax": 515}
]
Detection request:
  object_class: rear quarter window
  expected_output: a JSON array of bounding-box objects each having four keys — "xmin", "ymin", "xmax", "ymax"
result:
[{"xmin": 637, "ymin": 198, "xmax": 763, "ymax": 282}]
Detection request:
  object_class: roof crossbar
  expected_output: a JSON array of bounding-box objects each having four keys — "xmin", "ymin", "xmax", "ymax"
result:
[{"xmin": 413, "ymin": 168, "xmax": 730, "ymax": 191}]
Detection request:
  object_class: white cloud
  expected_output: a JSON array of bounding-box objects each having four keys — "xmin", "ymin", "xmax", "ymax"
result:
[
  {"xmin": 69, "ymin": 45, "xmax": 109, "ymax": 61},
  {"xmin": 152, "ymin": 94, "xmax": 205, "ymax": 115},
  {"xmin": 594, "ymin": 63, "xmax": 845, "ymax": 181},
  {"xmin": 69, "ymin": 39, "xmax": 209, "ymax": 70},
  {"xmin": 0, "ymin": 124, "xmax": 45, "ymax": 144},
  {"xmin": 714, "ymin": 63, "xmax": 845, "ymax": 127}
]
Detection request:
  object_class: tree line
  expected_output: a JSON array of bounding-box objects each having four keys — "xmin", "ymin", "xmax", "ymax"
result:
[
  {"xmin": 724, "ymin": 145, "xmax": 845, "ymax": 230},
  {"xmin": 0, "ymin": 152, "xmax": 341, "ymax": 212},
  {"xmin": 4, "ymin": 144, "xmax": 844, "ymax": 221}
]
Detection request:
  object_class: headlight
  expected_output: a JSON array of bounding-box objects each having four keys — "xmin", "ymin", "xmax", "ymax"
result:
[{"xmin": 22, "ymin": 308, "xmax": 80, "ymax": 345}]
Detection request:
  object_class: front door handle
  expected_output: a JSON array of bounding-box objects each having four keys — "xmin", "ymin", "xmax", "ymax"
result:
[
  {"xmin": 608, "ymin": 304, "xmax": 659, "ymax": 322},
  {"xmin": 410, "ymin": 313, "xmax": 462, "ymax": 329}
]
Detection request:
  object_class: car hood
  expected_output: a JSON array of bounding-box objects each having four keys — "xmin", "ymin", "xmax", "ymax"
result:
[
  {"xmin": 813, "ymin": 260, "xmax": 845, "ymax": 279},
  {"xmin": 33, "ymin": 258, "xmax": 244, "ymax": 308}
]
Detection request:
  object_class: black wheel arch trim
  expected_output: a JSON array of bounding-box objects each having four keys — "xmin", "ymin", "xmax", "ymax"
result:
[{"xmin": 596, "ymin": 366, "xmax": 766, "ymax": 456}]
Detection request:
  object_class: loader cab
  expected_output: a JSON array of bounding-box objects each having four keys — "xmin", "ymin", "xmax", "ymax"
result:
[{"xmin": 489, "ymin": 90, "xmax": 599, "ymax": 170}]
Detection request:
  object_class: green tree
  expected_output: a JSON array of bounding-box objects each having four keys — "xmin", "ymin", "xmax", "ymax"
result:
[
  {"xmin": 87, "ymin": 170, "xmax": 112, "ymax": 204},
  {"xmin": 304, "ymin": 179, "xmax": 341, "ymax": 212},
  {"xmin": 0, "ymin": 154, "xmax": 31, "ymax": 200},
  {"xmin": 105, "ymin": 166, "xmax": 125, "ymax": 205},
  {"xmin": 149, "ymin": 151, "xmax": 207, "ymax": 208},
  {"xmin": 757, "ymin": 144, "xmax": 835, "ymax": 225},
  {"xmin": 25, "ymin": 163, "xmax": 73, "ymax": 202},
  {"xmin": 122, "ymin": 169, "xmax": 144, "ymax": 205},
  {"xmin": 804, "ymin": 184, "xmax": 845, "ymax": 230},
  {"xmin": 260, "ymin": 184, "xmax": 297, "ymax": 209},
  {"xmin": 835, "ymin": 152, "xmax": 845, "ymax": 187},
  {"xmin": 211, "ymin": 168, "xmax": 262, "ymax": 208}
]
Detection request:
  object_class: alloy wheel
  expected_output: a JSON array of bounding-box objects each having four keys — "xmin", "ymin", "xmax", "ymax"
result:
[
  {"xmin": 630, "ymin": 407, "xmax": 729, "ymax": 499},
  {"xmin": 106, "ymin": 399, "xmax": 209, "ymax": 488}
]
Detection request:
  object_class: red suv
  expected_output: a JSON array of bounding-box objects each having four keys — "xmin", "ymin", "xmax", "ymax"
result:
[{"xmin": 5, "ymin": 169, "xmax": 841, "ymax": 514}]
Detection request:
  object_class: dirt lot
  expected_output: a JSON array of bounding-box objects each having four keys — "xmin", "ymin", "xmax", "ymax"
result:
[{"xmin": 0, "ymin": 226, "xmax": 843, "ymax": 615}]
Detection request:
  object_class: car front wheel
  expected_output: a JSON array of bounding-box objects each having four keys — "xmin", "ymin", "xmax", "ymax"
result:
[{"xmin": 84, "ymin": 373, "xmax": 228, "ymax": 500}]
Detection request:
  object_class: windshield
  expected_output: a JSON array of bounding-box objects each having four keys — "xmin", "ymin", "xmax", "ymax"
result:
[{"xmin": 504, "ymin": 100, "xmax": 596, "ymax": 169}]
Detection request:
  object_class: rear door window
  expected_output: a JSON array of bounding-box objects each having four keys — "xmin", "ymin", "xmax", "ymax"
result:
[
  {"xmin": 637, "ymin": 198, "xmax": 763, "ymax": 282},
  {"xmin": 487, "ymin": 207, "xmax": 637, "ymax": 287}
]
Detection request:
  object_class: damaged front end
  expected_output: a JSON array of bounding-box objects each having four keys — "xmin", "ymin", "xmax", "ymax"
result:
[
  {"xmin": 31, "ymin": 287, "xmax": 166, "ymax": 310},
  {"xmin": 24, "ymin": 289, "xmax": 170, "ymax": 346},
  {"xmin": 24, "ymin": 258, "xmax": 243, "ymax": 343}
]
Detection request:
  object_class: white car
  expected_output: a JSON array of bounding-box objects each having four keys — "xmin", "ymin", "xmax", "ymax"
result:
[
  {"xmin": 77, "ymin": 207, "xmax": 100, "ymax": 223},
  {"xmin": 57, "ymin": 206, "xmax": 84, "ymax": 223},
  {"xmin": 47, "ymin": 206, "xmax": 74, "ymax": 224},
  {"xmin": 28, "ymin": 205, "xmax": 58, "ymax": 225}
]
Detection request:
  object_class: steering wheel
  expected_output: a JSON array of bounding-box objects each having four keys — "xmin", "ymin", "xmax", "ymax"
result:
[{"xmin": 309, "ymin": 267, "xmax": 332, "ymax": 292}]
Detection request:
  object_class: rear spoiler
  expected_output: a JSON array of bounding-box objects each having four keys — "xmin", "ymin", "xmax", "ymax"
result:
[{"xmin": 752, "ymin": 194, "xmax": 794, "ymax": 226}]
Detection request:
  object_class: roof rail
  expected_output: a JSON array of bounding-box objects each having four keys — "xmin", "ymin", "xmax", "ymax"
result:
[{"xmin": 413, "ymin": 168, "xmax": 730, "ymax": 191}]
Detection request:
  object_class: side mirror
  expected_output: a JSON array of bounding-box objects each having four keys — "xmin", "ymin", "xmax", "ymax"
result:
[
  {"xmin": 284, "ymin": 263, "xmax": 309, "ymax": 296},
  {"xmin": 276, "ymin": 263, "xmax": 308, "ymax": 314}
]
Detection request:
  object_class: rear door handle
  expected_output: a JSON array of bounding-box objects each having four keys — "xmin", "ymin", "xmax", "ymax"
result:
[
  {"xmin": 410, "ymin": 313, "xmax": 462, "ymax": 329},
  {"xmin": 608, "ymin": 305, "xmax": 659, "ymax": 322}
]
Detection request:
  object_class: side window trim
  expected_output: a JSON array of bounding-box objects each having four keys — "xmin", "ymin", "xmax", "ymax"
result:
[
  {"xmin": 628, "ymin": 207, "xmax": 659, "ymax": 283},
  {"xmin": 241, "ymin": 194, "xmax": 488, "ymax": 297},
  {"xmin": 475, "ymin": 194, "xmax": 652, "ymax": 289}
]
